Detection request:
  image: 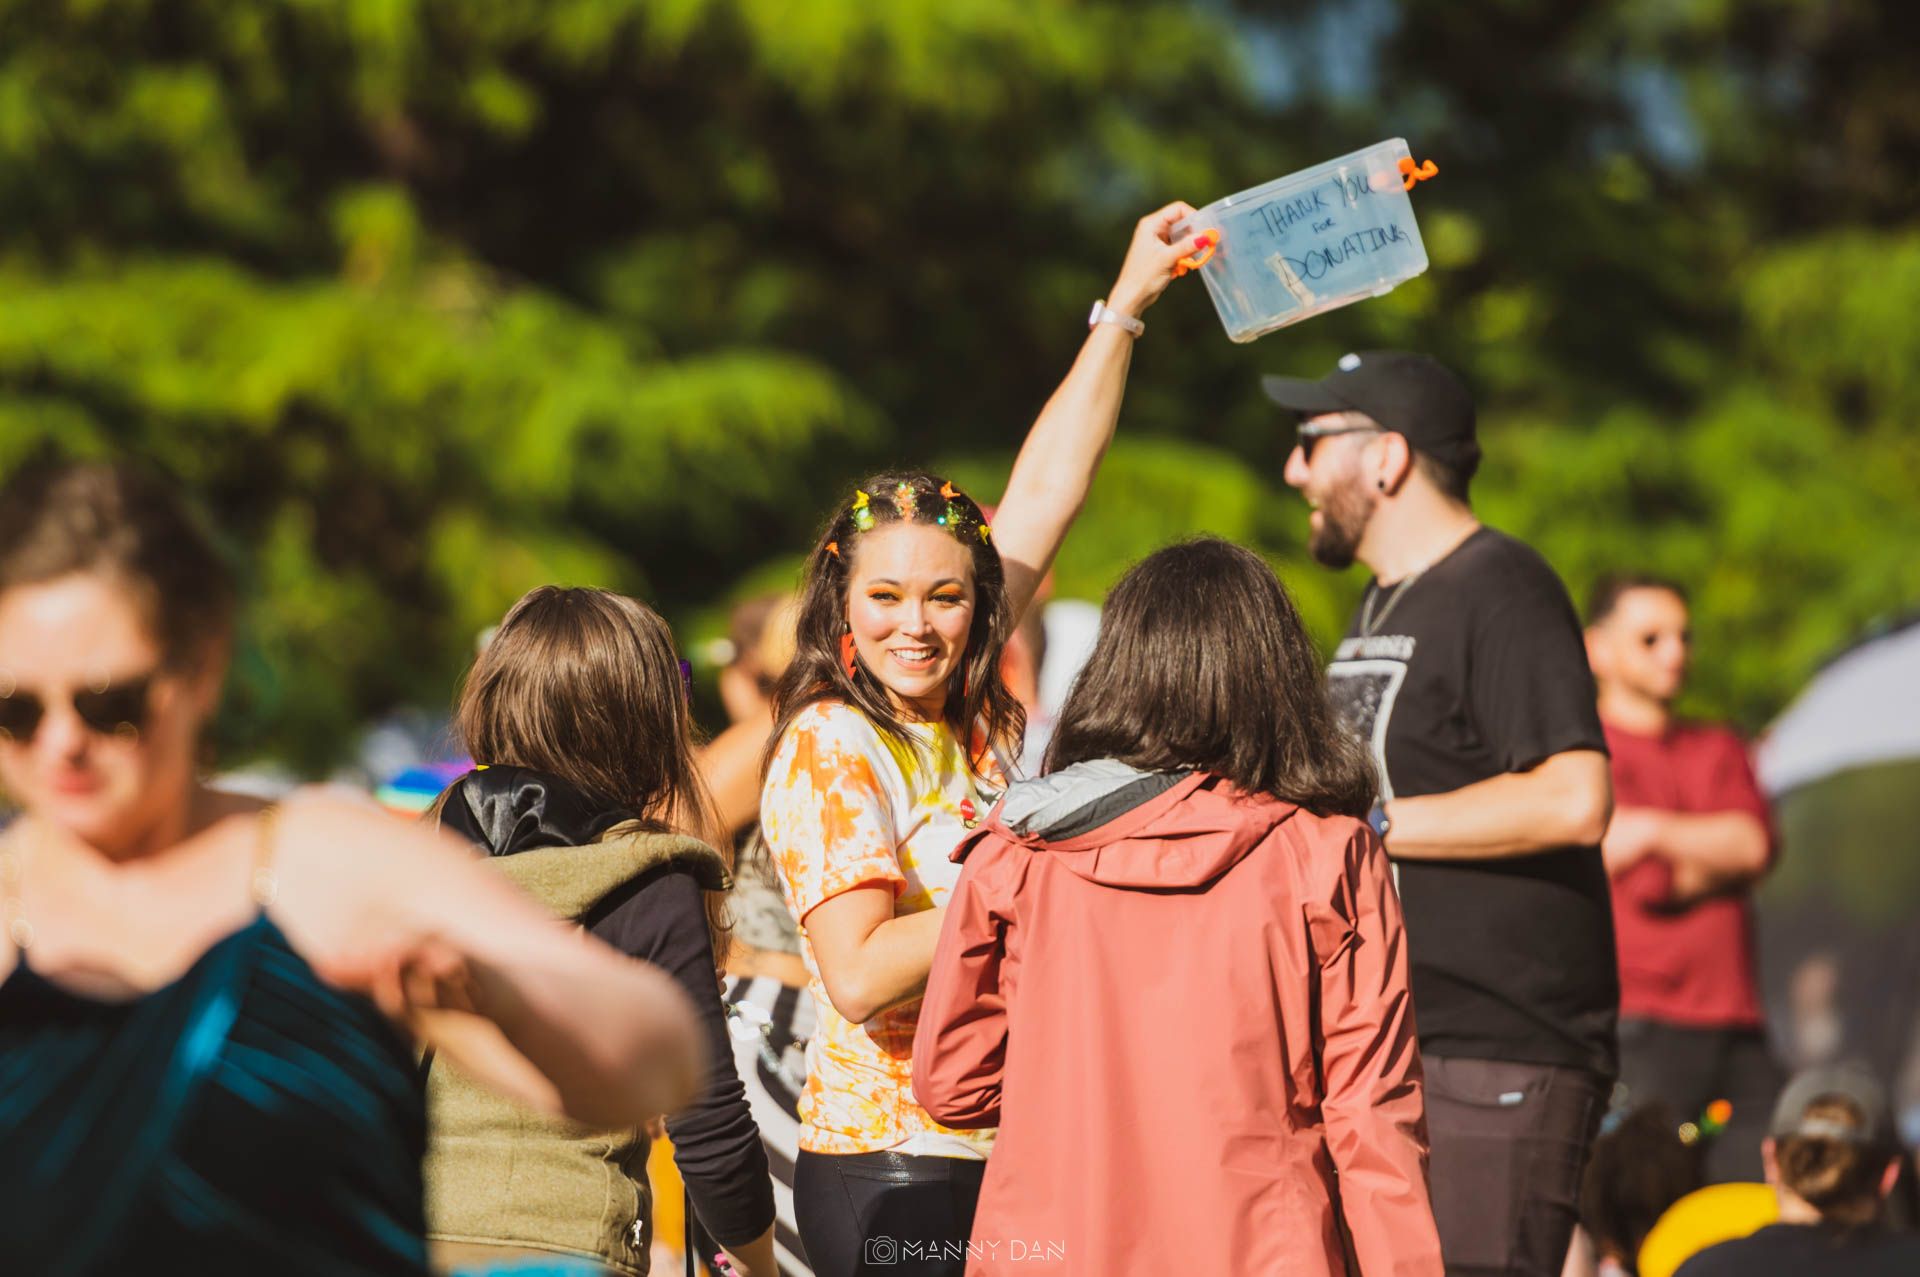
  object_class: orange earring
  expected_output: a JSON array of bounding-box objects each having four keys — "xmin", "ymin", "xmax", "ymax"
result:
[{"xmin": 841, "ymin": 633, "xmax": 859, "ymax": 680}]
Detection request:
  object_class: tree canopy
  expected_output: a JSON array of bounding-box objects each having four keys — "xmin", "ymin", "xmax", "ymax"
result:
[{"xmin": 0, "ymin": 0, "xmax": 1914, "ymax": 768}]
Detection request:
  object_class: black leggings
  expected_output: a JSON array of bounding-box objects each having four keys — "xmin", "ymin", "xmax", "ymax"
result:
[{"xmin": 793, "ymin": 1149, "xmax": 985, "ymax": 1276}]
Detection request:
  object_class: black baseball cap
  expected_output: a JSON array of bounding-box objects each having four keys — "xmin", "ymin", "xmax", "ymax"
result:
[{"xmin": 1262, "ymin": 350, "xmax": 1480, "ymax": 476}]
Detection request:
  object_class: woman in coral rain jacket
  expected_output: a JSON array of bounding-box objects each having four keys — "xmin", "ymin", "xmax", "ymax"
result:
[{"xmin": 913, "ymin": 538, "xmax": 1444, "ymax": 1277}]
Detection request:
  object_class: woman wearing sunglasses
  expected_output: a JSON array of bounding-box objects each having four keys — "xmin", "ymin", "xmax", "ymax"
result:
[{"xmin": 0, "ymin": 461, "xmax": 703, "ymax": 1276}]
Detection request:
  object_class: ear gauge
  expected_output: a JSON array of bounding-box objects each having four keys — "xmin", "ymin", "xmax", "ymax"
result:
[{"xmin": 113, "ymin": 722, "xmax": 140, "ymax": 743}]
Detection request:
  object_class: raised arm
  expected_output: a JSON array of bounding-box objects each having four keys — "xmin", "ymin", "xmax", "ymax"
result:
[
  {"xmin": 992, "ymin": 203, "xmax": 1209, "ymax": 624},
  {"xmin": 276, "ymin": 792, "xmax": 703, "ymax": 1128},
  {"xmin": 1313, "ymin": 825, "xmax": 1443, "ymax": 1276}
]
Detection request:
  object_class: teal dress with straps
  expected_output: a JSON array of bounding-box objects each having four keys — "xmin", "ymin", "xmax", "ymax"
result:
[{"xmin": 0, "ymin": 816, "xmax": 430, "ymax": 1276}]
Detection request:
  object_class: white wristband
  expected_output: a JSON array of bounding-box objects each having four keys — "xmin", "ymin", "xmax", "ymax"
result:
[{"xmin": 1088, "ymin": 299, "xmax": 1144, "ymax": 337}]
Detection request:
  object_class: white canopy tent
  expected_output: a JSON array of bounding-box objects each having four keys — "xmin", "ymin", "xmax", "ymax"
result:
[{"xmin": 1757, "ymin": 616, "xmax": 1920, "ymax": 795}]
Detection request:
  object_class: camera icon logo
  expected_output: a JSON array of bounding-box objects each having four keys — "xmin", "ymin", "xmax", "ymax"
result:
[{"xmin": 863, "ymin": 1235, "xmax": 901, "ymax": 1265}]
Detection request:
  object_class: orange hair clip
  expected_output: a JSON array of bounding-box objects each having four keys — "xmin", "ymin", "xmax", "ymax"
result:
[{"xmin": 826, "ymin": 541, "xmax": 840, "ymax": 559}]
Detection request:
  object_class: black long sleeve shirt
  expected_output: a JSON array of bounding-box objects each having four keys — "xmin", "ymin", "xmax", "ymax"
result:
[{"xmin": 588, "ymin": 866, "xmax": 775, "ymax": 1248}]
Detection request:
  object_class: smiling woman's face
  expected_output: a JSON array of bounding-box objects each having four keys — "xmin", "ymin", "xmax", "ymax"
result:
[
  {"xmin": 845, "ymin": 524, "xmax": 976, "ymax": 721},
  {"xmin": 0, "ymin": 573, "xmax": 217, "ymax": 852}
]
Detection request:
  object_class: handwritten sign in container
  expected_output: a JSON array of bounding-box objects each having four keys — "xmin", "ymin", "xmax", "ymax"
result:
[{"xmin": 1177, "ymin": 139, "xmax": 1430, "ymax": 342}]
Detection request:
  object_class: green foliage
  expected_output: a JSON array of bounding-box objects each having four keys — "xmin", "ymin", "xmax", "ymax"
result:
[
  {"xmin": 0, "ymin": 0, "xmax": 1914, "ymax": 769},
  {"xmin": 937, "ymin": 438, "xmax": 1360, "ymax": 649},
  {"xmin": 0, "ymin": 250, "xmax": 869, "ymax": 768}
]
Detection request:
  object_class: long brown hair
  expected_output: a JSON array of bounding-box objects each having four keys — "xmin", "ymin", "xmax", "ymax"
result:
[
  {"xmin": 769, "ymin": 470, "xmax": 1025, "ymax": 774},
  {"xmin": 1046, "ymin": 538, "xmax": 1376, "ymax": 817},
  {"xmin": 450, "ymin": 585, "xmax": 729, "ymax": 960}
]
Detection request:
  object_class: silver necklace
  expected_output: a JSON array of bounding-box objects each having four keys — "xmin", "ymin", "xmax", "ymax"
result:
[
  {"xmin": 1358, "ymin": 523, "xmax": 1480, "ymax": 638},
  {"xmin": 1359, "ymin": 568, "xmax": 1428, "ymax": 638}
]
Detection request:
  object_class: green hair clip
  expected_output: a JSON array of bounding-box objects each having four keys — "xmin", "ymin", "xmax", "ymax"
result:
[{"xmin": 891, "ymin": 481, "xmax": 918, "ymax": 519}]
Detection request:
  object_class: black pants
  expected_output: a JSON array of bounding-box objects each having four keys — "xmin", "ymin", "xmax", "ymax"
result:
[
  {"xmin": 793, "ymin": 1150, "xmax": 985, "ymax": 1277},
  {"xmin": 1424, "ymin": 1055, "xmax": 1612, "ymax": 1277},
  {"xmin": 1615, "ymin": 1018, "xmax": 1782, "ymax": 1183}
]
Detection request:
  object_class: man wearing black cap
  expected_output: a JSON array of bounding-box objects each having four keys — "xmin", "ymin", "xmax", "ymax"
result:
[{"xmin": 1269, "ymin": 351, "xmax": 1618, "ymax": 1277}]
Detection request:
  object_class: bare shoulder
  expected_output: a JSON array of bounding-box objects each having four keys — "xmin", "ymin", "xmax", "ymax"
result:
[
  {"xmin": 273, "ymin": 786, "xmax": 476, "ymax": 872},
  {"xmin": 263, "ymin": 787, "xmax": 486, "ymax": 950}
]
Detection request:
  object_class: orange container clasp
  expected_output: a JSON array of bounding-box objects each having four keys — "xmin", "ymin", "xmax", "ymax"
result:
[
  {"xmin": 1398, "ymin": 156, "xmax": 1439, "ymax": 191},
  {"xmin": 1174, "ymin": 231, "xmax": 1220, "ymax": 278}
]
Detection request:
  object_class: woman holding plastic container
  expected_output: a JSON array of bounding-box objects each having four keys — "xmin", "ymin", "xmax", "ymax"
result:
[
  {"xmin": 759, "ymin": 205, "xmax": 1210, "ymax": 1275},
  {"xmin": 0, "ymin": 461, "xmax": 702, "ymax": 1276},
  {"xmin": 913, "ymin": 539, "xmax": 1442, "ymax": 1276}
]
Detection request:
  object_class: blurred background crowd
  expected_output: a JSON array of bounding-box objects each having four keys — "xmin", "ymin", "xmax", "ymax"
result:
[{"xmin": 1, "ymin": 0, "xmax": 1917, "ymax": 1269}]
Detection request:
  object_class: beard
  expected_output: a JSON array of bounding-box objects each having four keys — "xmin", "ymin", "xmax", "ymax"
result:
[{"xmin": 1307, "ymin": 477, "xmax": 1374, "ymax": 569}]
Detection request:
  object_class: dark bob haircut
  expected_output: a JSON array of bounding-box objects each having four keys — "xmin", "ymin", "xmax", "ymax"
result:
[{"xmin": 1045, "ymin": 537, "xmax": 1375, "ymax": 817}]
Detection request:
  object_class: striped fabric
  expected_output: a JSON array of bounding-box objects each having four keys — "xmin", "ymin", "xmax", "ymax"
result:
[
  {"xmin": 721, "ymin": 975, "xmax": 817, "ymax": 1277},
  {"xmin": 0, "ymin": 914, "xmax": 429, "ymax": 1276}
]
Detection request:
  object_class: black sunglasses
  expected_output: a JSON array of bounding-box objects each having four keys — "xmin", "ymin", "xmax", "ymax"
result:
[
  {"xmin": 0, "ymin": 673, "xmax": 158, "ymax": 743},
  {"xmin": 1296, "ymin": 421, "xmax": 1382, "ymax": 462}
]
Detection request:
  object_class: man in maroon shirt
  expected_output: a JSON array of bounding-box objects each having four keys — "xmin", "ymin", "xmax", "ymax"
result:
[{"xmin": 1585, "ymin": 573, "xmax": 1781, "ymax": 1182}]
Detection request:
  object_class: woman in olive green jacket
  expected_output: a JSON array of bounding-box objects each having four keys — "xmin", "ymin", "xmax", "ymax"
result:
[{"xmin": 425, "ymin": 586, "xmax": 778, "ymax": 1277}]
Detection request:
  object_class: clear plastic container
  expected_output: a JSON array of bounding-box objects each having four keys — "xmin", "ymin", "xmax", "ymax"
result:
[{"xmin": 1176, "ymin": 139, "xmax": 1431, "ymax": 342}]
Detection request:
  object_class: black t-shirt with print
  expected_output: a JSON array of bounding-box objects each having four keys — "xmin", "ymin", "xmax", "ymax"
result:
[{"xmin": 1328, "ymin": 526, "xmax": 1618, "ymax": 1078}]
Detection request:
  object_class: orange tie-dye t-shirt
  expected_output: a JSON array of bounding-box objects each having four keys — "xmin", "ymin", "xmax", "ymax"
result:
[{"xmin": 760, "ymin": 700, "xmax": 1002, "ymax": 1158}]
